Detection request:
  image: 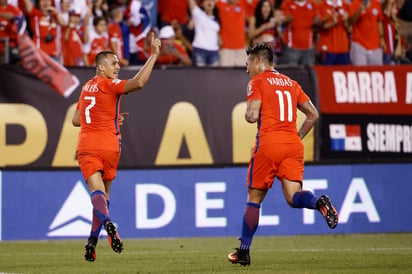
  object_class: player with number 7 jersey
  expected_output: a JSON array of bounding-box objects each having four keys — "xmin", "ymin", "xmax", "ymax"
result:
[
  {"xmin": 72, "ymin": 33, "xmax": 161, "ymax": 262},
  {"xmin": 76, "ymin": 77, "xmax": 125, "ymax": 153}
]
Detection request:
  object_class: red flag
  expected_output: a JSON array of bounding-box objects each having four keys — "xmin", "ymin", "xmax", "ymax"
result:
[{"xmin": 17, "ymin": 34, "xmax": 79, "ymax": 98}]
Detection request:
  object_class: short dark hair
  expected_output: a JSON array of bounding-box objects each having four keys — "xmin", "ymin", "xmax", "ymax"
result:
[
  {"xmin": 93, "ymin": 16, "xmax": 108, "ymax": 27},
  {"xmin": 246, "ymin": 43, "xmax": 273, "ymax": 64},
  {"xmin": 95, "ymin": 51, "xmax": 116, "ymax": 66}
]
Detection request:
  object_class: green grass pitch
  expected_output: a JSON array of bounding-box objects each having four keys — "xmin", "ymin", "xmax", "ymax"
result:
[{"xmin": 0, "ymin": 233, "xmax": 411, "ymax": 273}]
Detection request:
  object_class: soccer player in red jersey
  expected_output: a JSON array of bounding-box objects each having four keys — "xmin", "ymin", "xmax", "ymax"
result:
[
  {"xmin": 72, "ymin": 33, "xmax": 161, "ymax": 262},
  {"xmin": 228, "ymin": 43, "xmax": 338, "ymax": 266}
]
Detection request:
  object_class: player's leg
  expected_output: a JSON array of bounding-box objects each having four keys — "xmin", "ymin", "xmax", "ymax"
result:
[
  {"xmin": 78, "ymin": 151, "xmax": 108, "ymax": 262},
  {"xmin": 100, "ymin": 151, "xmax": 123, "ymax": 253},
  {"xmin": 81, "ymin": 171, "xmax": 108, "ymax": 262},
  {"xmin": 228, "ymin": 188, "xmax": 267, "ymax": 266},
  {"xmin": 102, "ymin": 179, "xmax": 123, "ymax": 253},
  {"xmin": 229, "ymin": 149, "xmax": 273, "ymax": 266},
  {"xmin": 280, "ymin": 143, "xmax": 338, "ymax": 228}
]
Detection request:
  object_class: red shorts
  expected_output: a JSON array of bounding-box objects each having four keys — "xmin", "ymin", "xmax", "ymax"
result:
[
  {"xmin": 246, "ymin": 142, "xmax": 304, "ymax": 190},
  {"xmin": 77, "ymin": 150, "xmax": 120, "ymax": 182}
]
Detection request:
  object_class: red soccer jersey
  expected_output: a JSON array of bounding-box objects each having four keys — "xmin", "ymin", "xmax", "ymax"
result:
[
  {"xmin": 349, "ymin": 0, "xmax": 383, "ymax": 50},
  {"xmin": 281, "ymin": 0, "xmax": 318, "ymax": 49},
  {"xmin": 28, "ymin": 8, "xmax": 59, "ymax": 57},
  {"xmin": 108, "ymin": 20, "xmax": 125, "ymax": 61},
  {"xmin": 216, "ymin": 0, "xmax": 246, "ymax": 49},
  {"xmin": 84, "ymin": 31, "xmax": 109, "ymax": 66},
  {"xmin": 382, "ymin": 12, "xmax": 396, "ymax": 54},
  {"xmin": 76, "ymin": 76, "xmax": 127, "ymax": 152},
  {"xmin": 156, "ymin": 41, "xmax": 189, "ymax": 65},
  {"xmin": 317, "ymin": 0, "xmax": 350, "ymax": 53},
  {"xmin": 241, "ymin": 0, "xmax": 276, "ymax": 18},
  {"xmin": 157, "ymin": 0, "xmax": 188, "ymax": 25},
  {"xmin": 0, "ymin": 4, "xmax": 22, "ymax": 51},
  {"xmin": 246, "ymin": 68, "xmax": 310, "ymax": 145},
  {"xmin": 61, "ymin": 25, "xmax": 84, "ymax": 66}
]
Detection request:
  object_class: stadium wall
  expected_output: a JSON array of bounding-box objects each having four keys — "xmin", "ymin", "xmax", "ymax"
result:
[
  {"xmin": 1, "ymin": 163, "xmax": 411, "ymax": 241},
  {"xmin": 0, "ymin": 64, "xmax": 411, "ymax": 240}
]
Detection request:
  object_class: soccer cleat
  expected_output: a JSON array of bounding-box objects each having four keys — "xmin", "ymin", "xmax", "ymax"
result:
[
  {"xmin": 105, "ymin": 221, "xmax": 123, "ymax": 253},
  {"xmin": 84, "ymin": 236, "xmax": 98, "ymax": 262},
  {"xmin": 317, "ymin": 195, "xmax": 339, "ymax": 229},
  {"xmin": 228, "ymin": 248, "xmax": 250, "ymax": 266}
]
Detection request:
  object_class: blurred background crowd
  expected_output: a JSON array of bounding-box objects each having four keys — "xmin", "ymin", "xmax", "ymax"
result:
[{"xmin": 0, "ymin": 0, "xmax": 411, "ymax": 67}]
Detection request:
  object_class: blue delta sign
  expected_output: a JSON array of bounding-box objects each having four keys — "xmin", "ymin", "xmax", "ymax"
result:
[{"xmin": 0, "ymin": 163, "xmax": 411, "ymax": 241}]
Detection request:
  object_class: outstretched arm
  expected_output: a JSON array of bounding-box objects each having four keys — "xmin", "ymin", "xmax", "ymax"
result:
[
  {"xmin": 188, "ymin": 0, "xmax": 197, "ymax": 11},
  {"xmin": 297, "ymin": 100, "xmax": 319, "ymax": 139},
  {"xmin": 123, "ymin": 32, "xmax": 161, "ymax": 93}
]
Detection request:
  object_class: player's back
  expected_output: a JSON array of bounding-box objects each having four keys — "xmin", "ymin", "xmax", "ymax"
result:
[
  {"xmin": 77, "ymin": 75, "xmax": 126, "ymax": 152},
  {"xmin": 253, "ymin": 69, "xmax": 309, "ymax": 145}
]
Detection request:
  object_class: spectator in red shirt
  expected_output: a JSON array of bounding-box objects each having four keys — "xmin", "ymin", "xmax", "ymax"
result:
[
  {"xmin": 61, "ymin": 7, "xmax": 86, "ymax": 66},
  {"xmin": 125, "ymin": 0, "xmax": 151, "ymax": 65},
  {"xmin": 241, "ymin": 0, "xmax": 260, "ymax": 19},
  {"xmin": 83, "ymin": 16, "xmax": 109, "ymax": 66},
  {"xmin": 157, "ymin": 0, "xmax": 189, "ymax": 27},
  {"xmin": 348, "ymin": 0, "xmax": 385, "ymax": 65},
  {"xmin": 108, "ymin": 4, "xmax": 128, "ymax": 66},
  {"xmin": 217, "ymin": 0, "xmax": 248, "ymax": 67},
  {"xmin": 381, "ymin": 0, "xmax": 404, "ymax": 64},
  {"xmin": 24, "ymin": 0, "xmax": 67, "ymax": 60},
  {"xmin": 397, "ymin": 0, "xmax": 412, "ymax": 62},
  {"xmin": 0, "ymin": 0, "xmax": 25, "ymax": 63},
  {"xmin": 316, "ymin": 0, "xmax": 350, "ymax": 65},
  {"xmin": 280, "ymin": 0, "xmax": 320, "ymax": 65},
  {"xmin": 156, "ymin": 25, "xmax": 192, "ymax": 66},
  {"xmin": 248, "ymin": 0, "xmax": 282, "ymax": 62},
  {"xmin": 248, "ymin": 0, "xmax": 276, "ymax": 45}
]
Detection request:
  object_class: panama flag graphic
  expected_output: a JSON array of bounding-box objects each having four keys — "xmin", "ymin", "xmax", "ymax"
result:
[{"xmin": 329, "ymin": 124, "xmax": 362, "ymax": 151}]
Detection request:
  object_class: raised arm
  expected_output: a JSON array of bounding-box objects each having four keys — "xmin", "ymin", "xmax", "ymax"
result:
[
  {"xmin": 188, "ymin": 0, "xmax": 197, "ymax": 11},
  {"xmin": 123, "ymin": 32, "xmax": 161, "ymax": 93},
  {"xmin": 23, "ymin": 0, "xmax": 33, "ymax": 13},
  {"xmin": 297, "ymin": 100, "xmax": 319, "ymax": 139}
]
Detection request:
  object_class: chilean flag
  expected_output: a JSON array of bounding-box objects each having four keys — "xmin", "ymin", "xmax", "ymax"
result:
[{"xmin": 329, "ymin": 124, "xmax": 362, "ymax": 151}]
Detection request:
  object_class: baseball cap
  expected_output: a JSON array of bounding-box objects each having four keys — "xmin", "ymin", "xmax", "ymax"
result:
[
  {"xmin": 159, "ymin": 25, "xmax": 175, "ymax": 39},
  {"xmin": 69, "ymin": 6, "xmax": 82, "ymax": 17}
]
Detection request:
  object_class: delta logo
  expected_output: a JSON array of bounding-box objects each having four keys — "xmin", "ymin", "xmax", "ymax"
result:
[
  {"xmin": 329, "ymin": 124, "xmax": 362, "ymax": 151},
  {"xmin": 47, "ymin": 181, "xmax": 105, "ymax": 237}
]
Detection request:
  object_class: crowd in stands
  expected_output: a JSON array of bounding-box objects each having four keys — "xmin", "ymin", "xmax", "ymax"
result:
[{"xmin": 0, "ymin": 0, "xmax": 411, "ymax": 66}]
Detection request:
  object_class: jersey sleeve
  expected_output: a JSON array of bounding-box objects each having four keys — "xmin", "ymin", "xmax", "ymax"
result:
[
  {"xmin": 104, "ymin": 78, "xmax": 128, "ymax": 95},
  {"xmin": 296, "ymin": 82, "xmax": 310, "ymax": 106},
  {"xmin": 349, "ymin": 0, "xmax": 361, "ymax": 16},
  {"xmin": 246, "ymin": 79, "xmax": 263, "ymax": 101}
]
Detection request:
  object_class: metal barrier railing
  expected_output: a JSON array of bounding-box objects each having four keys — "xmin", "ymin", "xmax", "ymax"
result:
[{"xmin": 0, "ymin": 37, "xmax": 10, "ymax": 64}]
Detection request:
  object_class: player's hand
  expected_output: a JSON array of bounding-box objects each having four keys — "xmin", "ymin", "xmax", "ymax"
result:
[
  {"xmin": 150, "ymin": 32, "xmax": 161, "ymax": 56},
  {"xmin": 118, "ymin": 112, "xmax": 129, "ymax": 126}
]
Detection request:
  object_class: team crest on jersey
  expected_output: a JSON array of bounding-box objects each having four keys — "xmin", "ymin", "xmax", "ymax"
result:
[
  {"xmin": 247, "ymin": 84, "xmax": 253, "ymax": 96},
  {"xmin": 112, "ymin": 79, "xmax": 122, "ymax": 85}
]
